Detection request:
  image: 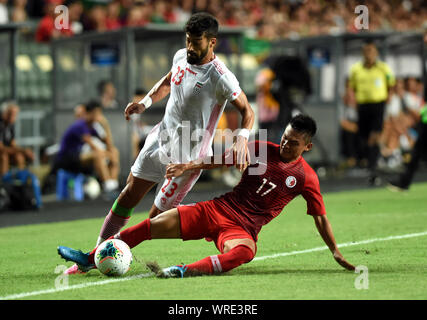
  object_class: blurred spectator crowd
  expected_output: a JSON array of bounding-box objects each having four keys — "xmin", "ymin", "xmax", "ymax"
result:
[
  {"xmin": 340, "ymin": 75, "xmax": 425, "ymax": 172},
  {"xmin": 0, "ymin": 0, "xmax": 426, "ymax": 42}
]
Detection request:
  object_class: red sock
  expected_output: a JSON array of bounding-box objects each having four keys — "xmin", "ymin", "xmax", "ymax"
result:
[
  {"xmin": 185, "ymin": 245, "xmax": 254, "ymax": 275},
  {"xmin": 88, "ymin": 219, "xmax": 151, "ymax": 265}
]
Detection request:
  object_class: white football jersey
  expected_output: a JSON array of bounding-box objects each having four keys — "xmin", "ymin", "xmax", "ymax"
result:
[{"xmin": 157, "ymin": 48, "xmax": 242, "ymax": 163}]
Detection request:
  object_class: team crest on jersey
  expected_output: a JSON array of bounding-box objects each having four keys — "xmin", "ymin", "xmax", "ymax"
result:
[
  {"xmin": 193, "ymin": 81, "xmax": 204, "ymax": 94},
  {"xmin": 285, "ymin": 176, "xmax": 297, "ymax": 188}
]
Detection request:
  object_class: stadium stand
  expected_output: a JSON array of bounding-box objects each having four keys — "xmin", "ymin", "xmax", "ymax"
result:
[{"xmin": 0, "ymin": 0, "xmax": 426, "ymax": 204}]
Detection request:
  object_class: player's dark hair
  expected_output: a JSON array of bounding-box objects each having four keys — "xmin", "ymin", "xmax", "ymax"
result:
[
  {"xmin": 85, "ymin": 100, "xmax": 101, "ymax": 113},
  {"xmin": 289, "ymin": 114, "xmax": 317, "ymax": 142},
  {"xmin": 184, "ymin": 12, "xmax": 218, "ymax": 39}
]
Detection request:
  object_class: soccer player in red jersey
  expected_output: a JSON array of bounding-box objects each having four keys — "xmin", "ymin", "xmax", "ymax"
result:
[{"xmin": 58, "ymin": 114, "xmax": 355, "ymax": 276}]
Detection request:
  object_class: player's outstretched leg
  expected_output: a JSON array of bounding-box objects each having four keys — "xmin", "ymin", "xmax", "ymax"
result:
[
  {"xmin": 65, "ymin": 217, "xmax": 153, "ymax": 268},
  {"xmin": 153, "ymin": 244, "xmax": 255, "ymax": 278},
  {"xmin": 60, "ymin": 208, "xmax": 181, "ymax": 273},
  {"xmin": 58, "ymin": 219, "xmax": 151, "ymax": 272},
  {"xmin": 63, "ymin": 173, "xmax": 156, "ymax": 275}
]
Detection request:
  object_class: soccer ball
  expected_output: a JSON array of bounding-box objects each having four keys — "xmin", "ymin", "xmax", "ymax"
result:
[{"xmin": 95, "ymin": 239, "xmax": 132, "ymax": 276}]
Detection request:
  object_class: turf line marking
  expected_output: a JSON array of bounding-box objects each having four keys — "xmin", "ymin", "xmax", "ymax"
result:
[
  {"xmin": 253, "ymin": 230, "xmax": 427, "ymax": 261},
  {"xmin": 0, "ymin": 272, "xmax": 153, "ymax": 300},
  {"xmin": 2, "ymin": 230, "xmax": 427, "ymax": 300}
]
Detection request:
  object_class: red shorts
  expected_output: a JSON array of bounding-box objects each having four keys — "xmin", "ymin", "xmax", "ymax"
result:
[{"xmin": 177, "ymin": 200, "xmax": 256, "ymax": 254}]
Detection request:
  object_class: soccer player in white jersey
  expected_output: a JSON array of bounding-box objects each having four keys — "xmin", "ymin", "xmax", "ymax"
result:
[{"xmin": 64, "ymin": 12, "xmax": 254, "ymax": 274}]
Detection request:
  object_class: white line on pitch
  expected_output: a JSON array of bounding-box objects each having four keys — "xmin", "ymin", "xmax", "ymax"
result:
[
  {"xmin": 0, "ymin": 272, "xmax": 154, "ymax": 300},
  {"xmin": 1, "ymin": 230, "xmax": 427, "ymax": 300},
  {"xmin": 253, "ymin": 230, "xmax": 427, "ymax": 261}
]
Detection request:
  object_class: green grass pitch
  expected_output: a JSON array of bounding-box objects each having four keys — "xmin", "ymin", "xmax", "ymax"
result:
[{"xmin": 1, "ymin": 183, "xmax": 427, "ymax": 300}]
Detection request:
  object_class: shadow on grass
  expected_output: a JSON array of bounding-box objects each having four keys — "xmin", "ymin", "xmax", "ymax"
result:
[
  {"xmin": 234, "ymin": 264, "xmax": 419, "ymax": 276},
  {"xmin": 235, "ymin": 266, "xmax": 349, "ymax": 276}
]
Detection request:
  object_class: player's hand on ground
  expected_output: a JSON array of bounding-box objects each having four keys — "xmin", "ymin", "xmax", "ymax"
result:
[
  {"xmin": 124, "ymin": 102, "xmax": 146, "ymax": 121},
  {"xmin": 233, "ymin": 136, "xmax": 251, "ymax": 172},
  {"xmin": 333, "ymin": 250, "xmax": 355, "ymax": 271},
  {"xmin": 165, "ymin": 163, "xmax": 187, "ymax": 179}
]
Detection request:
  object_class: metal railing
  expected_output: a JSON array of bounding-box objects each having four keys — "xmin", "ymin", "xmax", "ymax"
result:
[{"xmin": 14, "ymin": 110, "xmax": 48, "ymax": 166}]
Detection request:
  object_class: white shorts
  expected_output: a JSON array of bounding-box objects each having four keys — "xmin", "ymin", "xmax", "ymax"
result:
[{"xmin": 130, "ymin": 124, "xmax": 202, "ymax": 212}]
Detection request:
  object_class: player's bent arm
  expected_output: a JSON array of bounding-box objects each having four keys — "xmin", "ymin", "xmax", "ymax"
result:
[
  {"xmin": 312, "ymin": 214, "xmax": 355, "ymax": 271},
  {"xmin": 145, "ymin": 71, "xmax": 172, "ymax": 104},
  {"xmin": 230, "ymin": 91, "xmax": 255, "ymax": 171},
  {"xmin": 165, "ymin": 152, "xmax": 234, "ymax": 179},
  {"xmin": 230, "ymin": 91, "xmax": 255, "ymax": 132},
  {"xmin": 124, "ymin": 72, "xmax": 172, "ymax": 120}
]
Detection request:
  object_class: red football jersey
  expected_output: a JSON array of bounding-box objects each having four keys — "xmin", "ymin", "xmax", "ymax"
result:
[{"xmin": 214, "ymin": 140, "xmax": 326, "ymax": 241}]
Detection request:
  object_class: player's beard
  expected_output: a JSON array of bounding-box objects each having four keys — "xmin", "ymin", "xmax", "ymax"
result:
[{"xmin": 187, "ymin": 45, "xmax": 209, "ymax": 65}]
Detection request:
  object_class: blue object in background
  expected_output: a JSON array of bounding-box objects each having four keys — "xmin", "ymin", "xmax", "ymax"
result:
[
  {"xmin": 2, "ymin": 169, "xmax": 43, "ymax": 209},
  {"xmin": 307, "ymin": 47, "xmax": 330, "ymax": 68},
  {"xmin": 56, "ymin": 169, "xmax": 85, "ymax": 201},
  {"xmin": 90, "ymin": 43, "xmax": 120, "ymax": 66}
]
